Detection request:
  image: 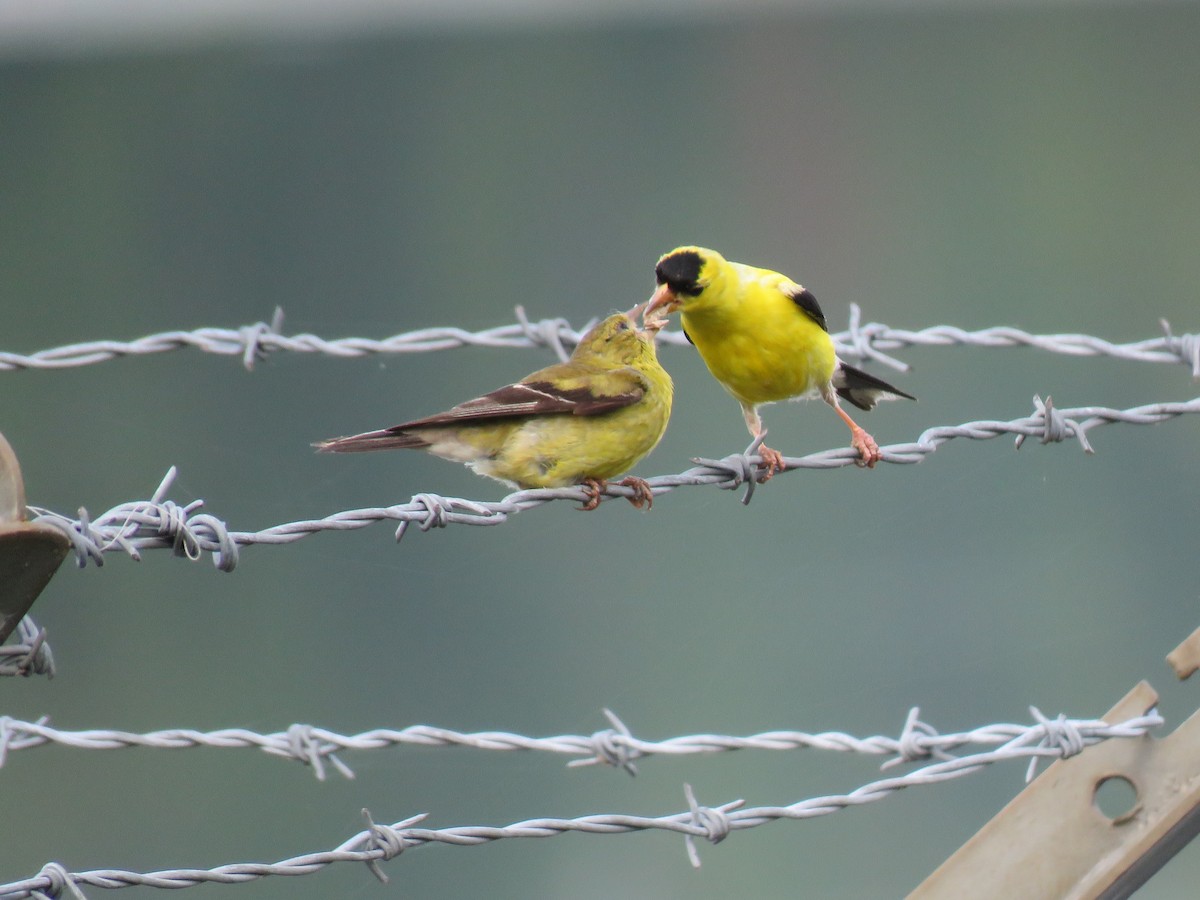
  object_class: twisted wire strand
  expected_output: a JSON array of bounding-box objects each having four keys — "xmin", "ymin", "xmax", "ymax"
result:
[
  {"xmin": 0, "ymin": 710, "xmax": 1162, "ymax": 898},
  {"xmin": 0, "ymin": 617, "xmax": 55, "ymax": 679},
  {"xmin": 2, "ymin": 309, "xmax": 1197, "ymax": 374},
  {"xmin": 0, "ymin": 707, "xmax": 1162, "ymax": 781},
  {"xmin": 25, "ymin": 393, "xmax": 1200, "ymax": 571}
]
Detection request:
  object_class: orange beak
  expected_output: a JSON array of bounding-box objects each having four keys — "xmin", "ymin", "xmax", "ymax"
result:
[
  {"xmin": 623, "ymin": 301, "xmax": 666, "ymax": 334},
  {"xmin": 645, "ymin": 283, "xmax": 680, "ymax": 319}
]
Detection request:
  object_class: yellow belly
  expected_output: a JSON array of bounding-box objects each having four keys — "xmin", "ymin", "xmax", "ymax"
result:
[{"xmin": 683, "ymin": 305, "xmax": 835, "ymax": 406}]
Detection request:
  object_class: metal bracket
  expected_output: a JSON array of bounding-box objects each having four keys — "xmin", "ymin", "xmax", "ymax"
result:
[
  {"xmin": 910, "ymin": 626, "xmax": 1200, "ymax": 899},
  {"xmin": 0, "ymin": 431, "xmax": 69, "ymax": 644}
]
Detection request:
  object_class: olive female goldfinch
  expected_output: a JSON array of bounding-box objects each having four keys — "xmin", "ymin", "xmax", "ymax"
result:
[
  {"xmin": 316, "ymin": 311, "xmax": 673, "ymax": 510},
  {"xmin": 645, "ymin": 246, "xmax": 913, "ymax": 475}
]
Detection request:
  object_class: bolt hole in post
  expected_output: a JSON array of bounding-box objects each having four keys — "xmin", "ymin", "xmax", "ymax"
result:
[{"xmin": 1093, "ymin": 774, "xmax": 1140, "ymax": 824}]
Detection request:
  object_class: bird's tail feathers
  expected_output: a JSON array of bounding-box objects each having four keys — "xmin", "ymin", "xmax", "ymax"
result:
[
  {"xmin": 313, "ymin": 428, "xmax": 429, "ymax": 453},
  {"xmin": 833, "ymin": 362, "xmax": 916, "ymax": 411}
]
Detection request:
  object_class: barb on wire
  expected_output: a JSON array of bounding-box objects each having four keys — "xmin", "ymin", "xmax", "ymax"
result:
[
  {"xmin": 0, "ymin": 617, "xmax": 55, "ymax": 679},
  {"xmin": 24, "ymin": 393, "xmax": 1200, "ymax": 571},
  {"xmin": 3, "ymin": 312, "xmax": 1198, "ymax": 375},
  {"xmin": 1013, "ymin": 395, "xmax": 1094, "ymax": 453},
  {"xmin": 0, "ymin": 709, "xmax": 1162, "ymax": 898},
  {"xmin": 0, "ymin": 707, "xmax": 1163, "ymax": 782}
]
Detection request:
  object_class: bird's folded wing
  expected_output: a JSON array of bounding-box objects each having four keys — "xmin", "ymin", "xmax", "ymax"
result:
[
  {"xmin": 400, "ymin": 374, "xmax": 646, "ymax": 427},
  {"xmin": 784, "ymin": 284, "xmax": 829, "ymax": 333}
]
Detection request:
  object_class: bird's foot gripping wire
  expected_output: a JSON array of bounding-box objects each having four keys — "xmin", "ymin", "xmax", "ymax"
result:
[
  {"xmin": 617, "ymin": 476, "xmax": 654, "ymax": 510},
  {"xmin": 850, "ymin": 427, "xmax": 881, "ymax": 468},
  {"xmin": 578, "ymin": 478, "xmax": 607, "ymax": 511},
  {"xmin": 756, "ymin": 444, "xmax": 786, "ymax": 481},
  {"xmin": 577, "ymin": 476, "xmax": 655, "ymax": 511},
  {"xmin": 744, "ymin": 431, "xmax": 785, "ymax": 482}
]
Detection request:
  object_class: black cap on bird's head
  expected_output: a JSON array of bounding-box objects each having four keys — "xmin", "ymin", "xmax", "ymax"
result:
[
  {"xmin": 646, "ymin": 246, "xmax": 721, "ymax": 319},
  {"xmin": 655, "ymin": 248, "xmax": 706, "ymax": 296}
]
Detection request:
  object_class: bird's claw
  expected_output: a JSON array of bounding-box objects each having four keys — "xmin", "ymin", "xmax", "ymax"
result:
[
  {"xmin": 618, "ymin": 475, "xmax": 655, "ymax": 510},
  {"xmin": 757, "ymin": 444, "xmax": 787, "ymax": 482},
  {"xmin": 578, "ymin": 477, "xmax": 606, "ymax": 511},
  {"xmin": 851, "ymin": 429, "xmax": 881, "ymax": 468}
]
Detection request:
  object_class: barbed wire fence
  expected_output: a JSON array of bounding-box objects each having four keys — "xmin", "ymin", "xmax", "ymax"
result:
[
  {"xmin": 0, "ymin": 706, "xmax": 1165, "ymax": 782},
  {"xmin": 0, "ymin": 707, "xmax": 1169, "ymax": 898},
  {"xmin": 1, "ymin": 305, "xmax": 1197, "ymax": 375},
  {"xmin": 8, "ymin": 391, "xmax": 1200, "ymax": 578},
  {"xmin": 2, "ymin": 310, "xmax": 1198, "ymax": 897}
]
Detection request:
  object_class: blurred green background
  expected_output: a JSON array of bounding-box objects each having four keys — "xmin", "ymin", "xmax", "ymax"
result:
[{"xmin": 3, "ymin": 2, "xmax": 1200, "ymax": 897}]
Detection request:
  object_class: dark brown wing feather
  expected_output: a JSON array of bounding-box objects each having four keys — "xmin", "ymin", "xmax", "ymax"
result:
[
  {"xmin": 315, "ymin": 377, "xmax": 645, "ymax": 453},
  {"xmin": 400, "ymin": 379, "xmax": 644, "ymax": 427},
  {"xmin": 313, "ymin": 429, "xmax": 430, "ymax": 453}
]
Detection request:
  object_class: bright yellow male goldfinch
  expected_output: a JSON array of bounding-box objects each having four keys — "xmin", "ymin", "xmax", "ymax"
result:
[
  {"xmin": 645, "ymin": 246, "xmax": 913, "ymax": 476},
  {"xmin": 316, "ymin": 311, "xmax": 673, "ymax": 510}
]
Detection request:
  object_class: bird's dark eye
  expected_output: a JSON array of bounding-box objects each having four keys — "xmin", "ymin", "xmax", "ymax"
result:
[{"xmin": 616, "ymin": 319, "xmax": 629, "ymax": 331}]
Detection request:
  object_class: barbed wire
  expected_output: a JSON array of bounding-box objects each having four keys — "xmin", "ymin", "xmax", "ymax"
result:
[
  {"xmin": 1, "ymin": 308, "xmax": 1197, "ymax": 374},
  {"xmin": 23, "ymin": 393, "xmax": 1200, "ymax": 571},
  {"xmin": 0, "ymin": 617, "xmax": 55, "ymax": 679},
  {"xmin": 3, "ymin": 316, "xmax": 1195, "ymax": 895},
  {"xmin": 0, "ymin": 706, "xmax": 1164, "ymax": 782},
  {"xmin": 0, "ymin": 707, "xmax": 1163, "ymax": 898}
]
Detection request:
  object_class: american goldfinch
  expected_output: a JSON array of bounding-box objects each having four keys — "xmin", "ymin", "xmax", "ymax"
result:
[
  {"xmin": 316, "ymin": 311, "xmax": 673, "ymax": 510},
  {"xmin": 645, "ymin": 246, "xmax": 913, "ymax": 475}
]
